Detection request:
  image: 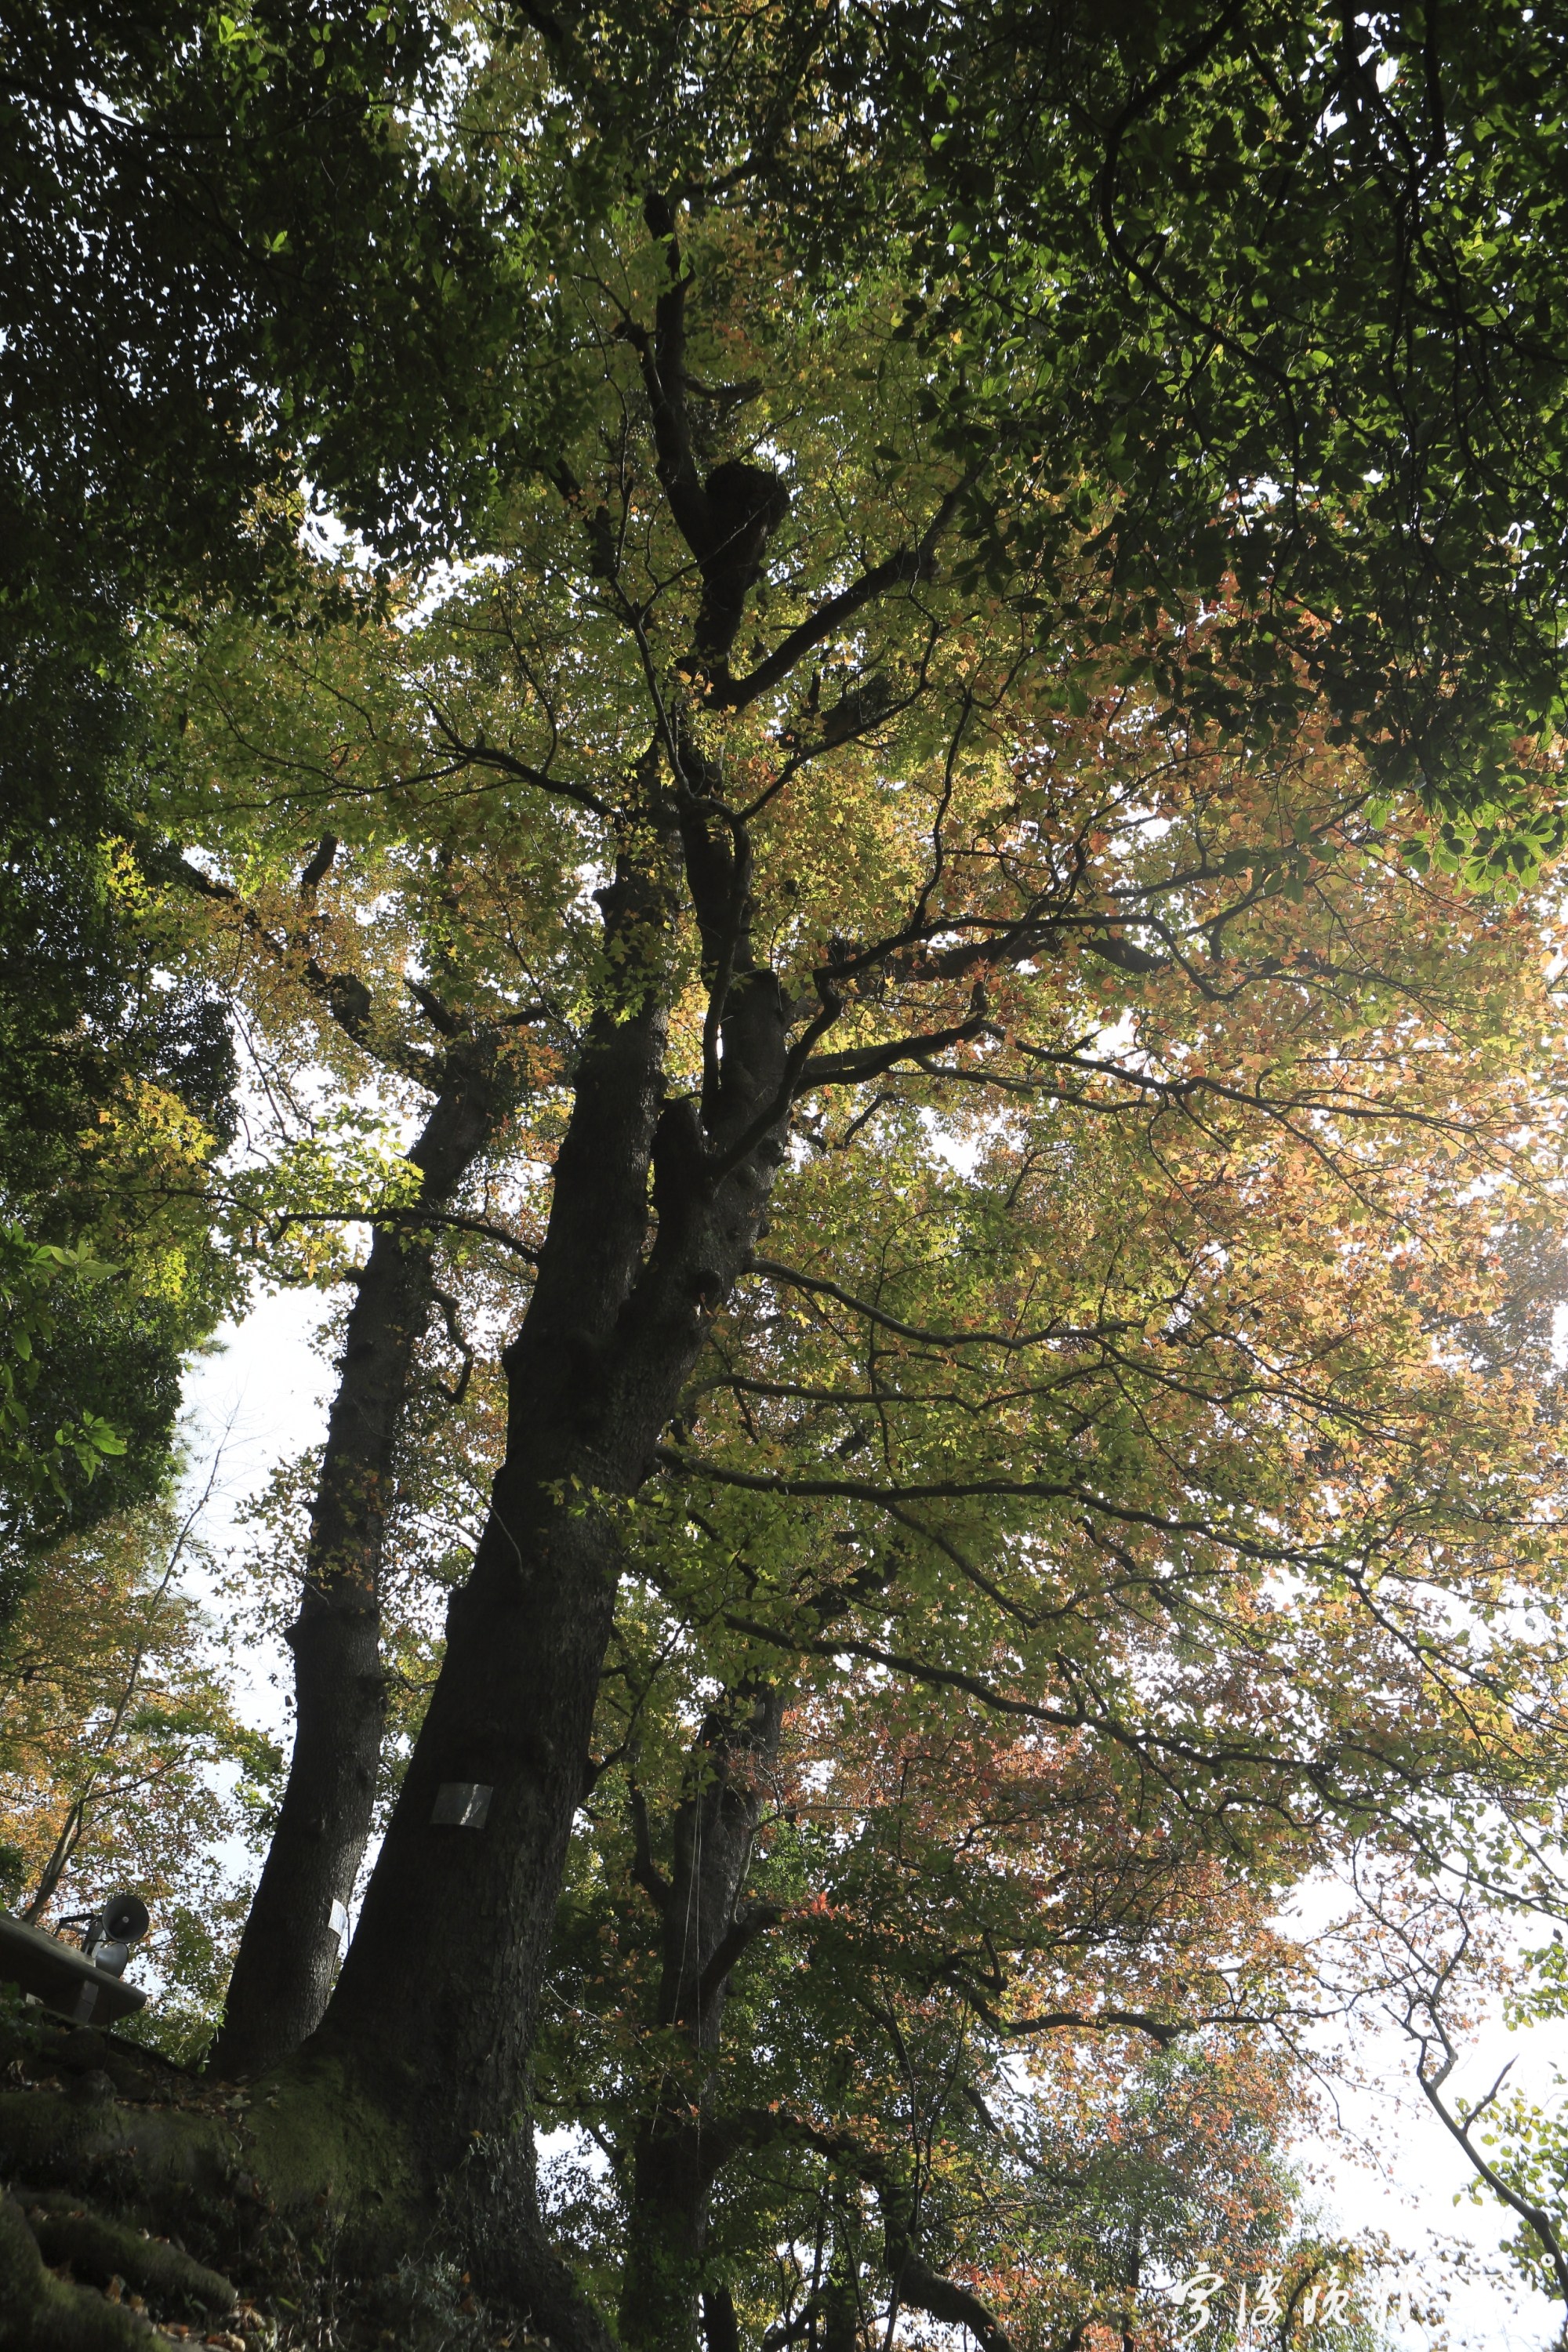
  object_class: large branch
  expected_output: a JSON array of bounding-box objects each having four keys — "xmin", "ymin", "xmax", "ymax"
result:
[
  {"xmin": 884, "ymin": 2238, "xmax": 1014, "ymax": 2352},
  {"xmin": 956, "ymin": 1998, "xmax": 1187, "ymax": 2049},
  {"xmin": 800, "ymin": 1010, "xmax": 996, "ymax": 1090},
  {"xmin": 702, "ymin": 1609, "xmax": 1387, "ymax": 1831},
  {"xmin": 713, "ymin": 485, "xmax": 964, "ymax": 712},
  {"xmin": 683, "ymin": 1900, "xmax": 782, "ymax": 2024},
  {"xmin": 653, "ymin": 1447, "xmax": 1338, "ymax": 1572},
  {"xmin": 422, "ymin": 713, "xmax": 612, "ymax": 818}
]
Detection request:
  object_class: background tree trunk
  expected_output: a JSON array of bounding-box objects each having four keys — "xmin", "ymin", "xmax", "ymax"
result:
[
  {"xmin": 211, "ymin": 1034, "xmax": 510, "ymax": 2078},
  {"xmin": 619, "ymin": 1684, "xmax": 785, "ymax": 2352}
]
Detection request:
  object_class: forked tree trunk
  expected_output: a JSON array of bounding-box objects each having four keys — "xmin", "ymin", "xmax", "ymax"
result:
[
  {"xmin": 619, "ymin": 1685, "xmax": 784, "ymax": 2352},
  {"xmin": 211, "ymin": 1033, "xmax": 510, "ymax": 2078},
  {"xmin": 310, "ymin": 882, "xmax": 793, "ymax": 2240}
]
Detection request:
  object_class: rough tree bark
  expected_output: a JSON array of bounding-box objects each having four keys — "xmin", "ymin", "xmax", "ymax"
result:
[
  {"xmin": 618, "ymin": 1684, "xmax": 785, "ymax": 2352},
  {"xmin": 314, "ymin": 871, "xmax": 794, "ymax": 2194}
]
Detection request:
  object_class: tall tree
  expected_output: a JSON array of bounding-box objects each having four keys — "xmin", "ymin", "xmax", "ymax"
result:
[
  {"xmin": 179, "ymin": 536, "xmax": 1564, "ymax": 2338},
  {"xmin": 151, "ymin": 608, "xmax": 595, "ymax": 2071},
  {"xmin": 289, "ymin": 135, "xmax": 1568, "ymax": 2305},
  {"xmin": 10, "ymin": 5, "xmax": 1568, "ymax": 2343},
  {"xmin": 159, "ymin": 52, "xmax": 1568, "ymax": 2301}
]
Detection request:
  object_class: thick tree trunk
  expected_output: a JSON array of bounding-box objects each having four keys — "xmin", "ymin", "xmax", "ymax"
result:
[
  {"xmin": 211, "ymin": 1034, "xmax": 510, "ymax": 2078},
  {"xmin": 619, "ymin": 1685, "xmax": 785, "ymax": 2352},
  {"xmin": 310, "ymin": 879, "xmax": 792, "ymax": 2234}
]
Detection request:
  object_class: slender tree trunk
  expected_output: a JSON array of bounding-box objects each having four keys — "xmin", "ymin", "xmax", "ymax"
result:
[
  {"xmin": 211, "ymin": 1034, "xmax": 510, "ymax": 2078},
  {"xmin": 822, "ymin": 2263, "xmax": 862, "ymax": 2352},
  {"xmin": 619, "ymin": 1685, "xmax": 785, "ymax": 2352}
]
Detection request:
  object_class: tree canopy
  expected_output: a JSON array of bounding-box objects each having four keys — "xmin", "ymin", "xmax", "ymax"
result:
[{"xmin": 5, "ymin": 5, "xmax": 1568, "ymax": 2350}]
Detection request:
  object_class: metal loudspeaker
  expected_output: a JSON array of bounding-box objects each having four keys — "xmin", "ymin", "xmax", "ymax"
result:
[
  {"xmin": 99, "ymin": 1893, "xmax": 149, "ymax": 1945},
  {"xmin": 84, "ymin": 1893, "xmax": 151, "ymax": 1978}
]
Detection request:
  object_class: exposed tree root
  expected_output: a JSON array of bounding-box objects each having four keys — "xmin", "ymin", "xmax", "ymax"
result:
[
  {"xmin": 20, "ymin": 2189, "xmax": 237, "ymax": 2314},
  {"xmin": 0, "ymin": 2194, "xmax": 158, "ymax": 2351},
  {"xmin": 0, "ymin": 2009, "xmax": 259, "ymax": 2346},
  {"xmin": 0, "ymin": 2005, "xmax": 597, "ymax": 2350}
]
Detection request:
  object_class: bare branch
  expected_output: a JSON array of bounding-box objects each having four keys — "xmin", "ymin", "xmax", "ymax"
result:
[
  {"xmin": 1399, "ymin": 1999, "xmax": 1568, "ymax": 2305},
  {"xmin": 745, "ymin": 1259, "xmax": 1131, "ymax": 1353},
  {"xmin": 428, "ymin": 1285, "xmax": 475, "ymax": 1410}
]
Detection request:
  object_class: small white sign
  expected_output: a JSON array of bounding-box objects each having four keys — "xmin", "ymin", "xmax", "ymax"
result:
[{"xmin": 432, "ymin": 1781, "xmax": 493, "ymax": 1828}]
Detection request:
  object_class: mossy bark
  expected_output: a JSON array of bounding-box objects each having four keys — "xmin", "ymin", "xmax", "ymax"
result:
[
  {"xmin": 0, "ymin": 2194, "xmax": 158, "ymax": 2352},
  {"xmin": 0, "ymin": 2012, "xmax": 427, "ymax": 2344}
]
